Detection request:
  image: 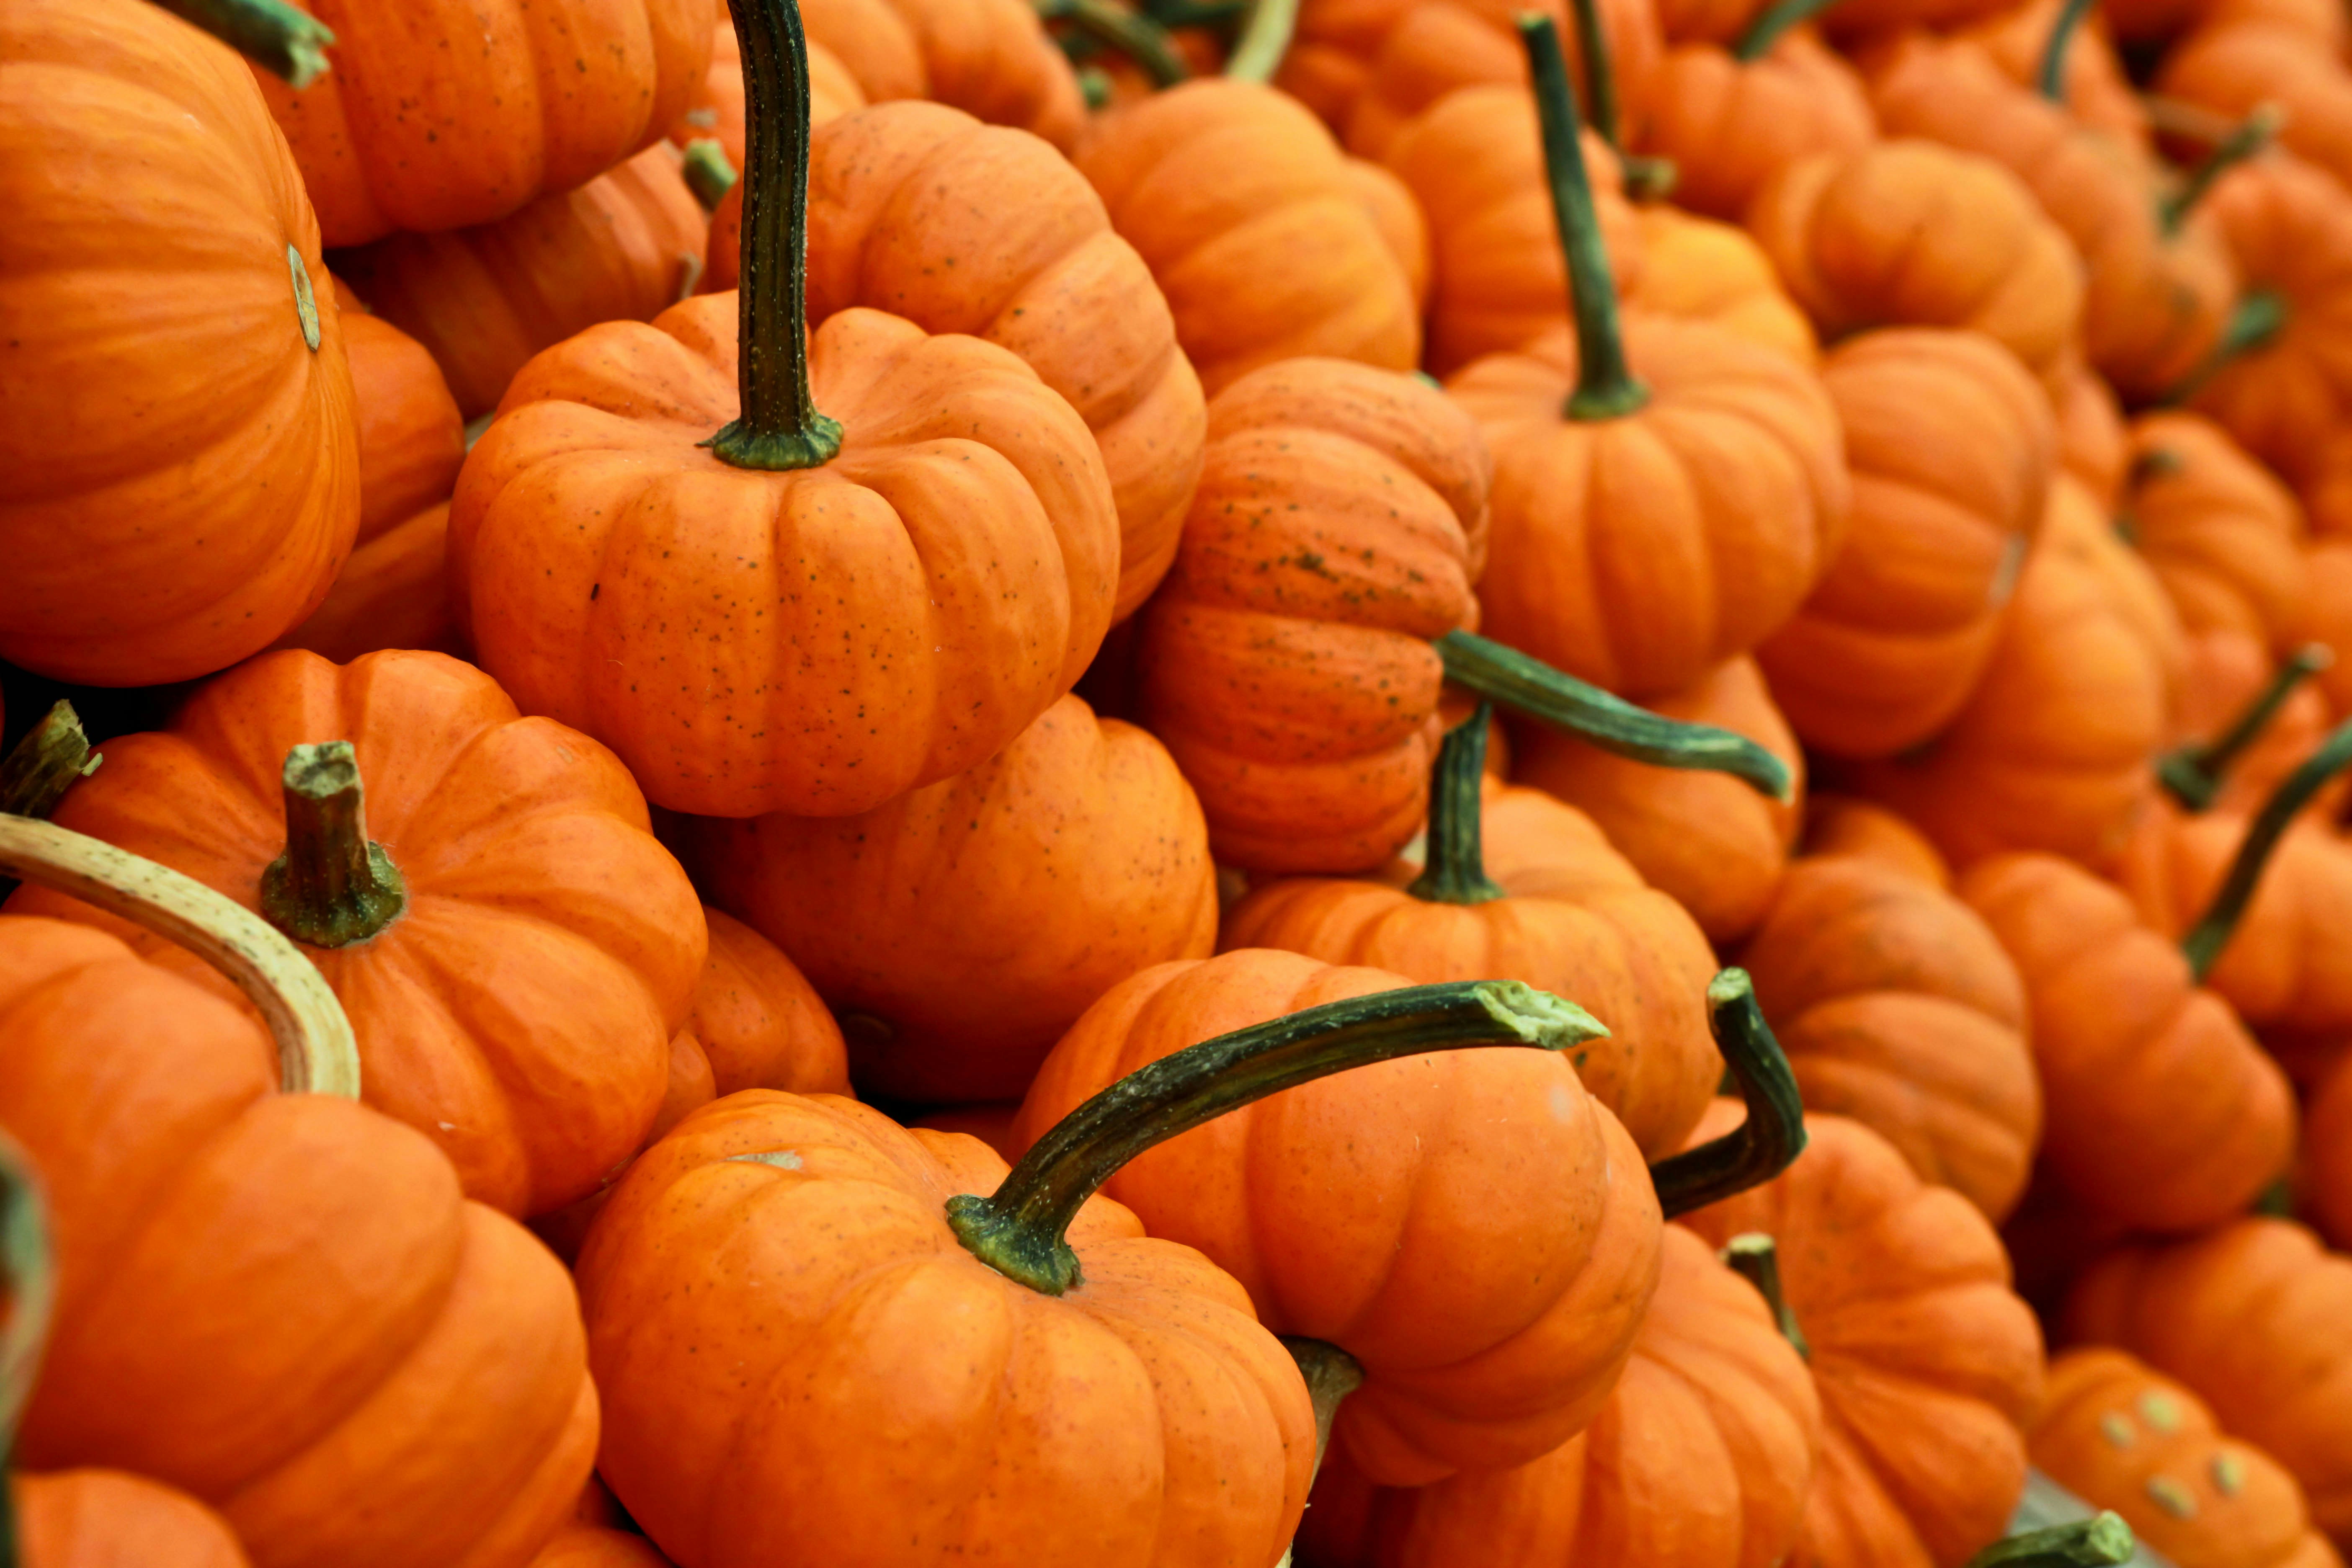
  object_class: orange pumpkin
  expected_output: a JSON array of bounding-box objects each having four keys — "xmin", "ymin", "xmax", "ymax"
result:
[
  {"xmin": 2122, "ymin": 412, "xmax": 2308, "ymax": 650},
  {"xmin": 2305, "ymin": 1054, "xmax": 2352, "ymax": 1253},
  {"xmin": 0, "ymin": 818, "xmax": 596, "ymax": 1568},
  {"xmin": 1757, "ymin": 328, "xmax": 2056, "ymax": 759},
  {"xmin": 1634, "ymin": 21, "xmax": 1877, "ymax": 224},
  {"xmin": 687, "ymin": 693, "xmax": 1217, "ymax": 1104},
  {"xmin": 0, "ymin": 0, "xmax": 360, "ymax": 689},
  {"xmin": 526, "ymin": 1526, "xmax": 673, "ymax": 1568},
  {"xmin": 1957, "ymin": 851, "xmax": 2294, "ymax": 1230},
  {"xmin": 836, "ymin": 0, "xmax": 1083, "ymax": 148},
  {"xmin": 5, "ymin": 648, "xmax": 709, "ymax": 1218},
  {"xmin": 1623, "ymin": 204, "xmax": 1821, "ymax": 367},
  {"xmin": 1678, "ymin": 1108, "xmax": 2048, "ymax": 1568},
  {"xmin": 2160, "ymin": 632, "xmax": 2337, "ymax": 812},
  {"xmin": 1951, "ymin": 0, "xmax": 2153, "ymax": 147},
  {"xmin": 1801, "ymin": 794, "xmax": 1955, "ymax": 887},
  {"xmin": 2031, "ymin": 1348, "xmax": 2343, "ymax": 1568},
  {"xmin": 671, "ymin": 15, "xmax": 868, "ymax": 166},
  {"xmin": 1132, "ymin": 357, "xmax": 1487, "ymax": 873},
  {"xmin": 2066, "ymin": 1219, "xmax": 2352, "ymax": 1545},
  {"xmin": 2157, "ymin": 21, "xmax": 2352, "ymax": 201},
  {"xmin": 1074, "ymin": 80, "xmax": 1421, "ymax": 395},
  {"xmin": 15, "ymin": 1470, "xmax": 257, "ymax": 1568},
  {"xmin": 1294, "ymin": 1222, "xmax": 1822, "ymax": 1568},
  {"xmin": 2056, "ymin": 355, "xmax": 2129, "ymax": 509}
]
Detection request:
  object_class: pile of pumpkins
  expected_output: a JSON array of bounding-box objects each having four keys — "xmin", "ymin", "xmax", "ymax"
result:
[{"xmin": 5, "ymin": 0, "xmax": 2352, "ymax": 1560}]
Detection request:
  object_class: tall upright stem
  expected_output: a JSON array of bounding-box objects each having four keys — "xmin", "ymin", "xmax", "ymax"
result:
[
  {"xmin": 1648, "ymin": 970, "xmax": 1807, "ymax": 1218},
  {"xmin": 1407, "ymin": 704, "xmax": 1505, "ymax": 905},
  {"xmin": 1734, "ymin": 0, "xmax": 1841, "ymax": 59},
  {"xmin": 1718, "ymin": 1233, "xmax": 1809, "ymax": 1360},
  {"xmin": 2161, "ymin": 104, "xmax": 2282, "ymax": 234},
  {"xmin": 706, "ymin": 0, "xmax": 845, "ymax": 470},
  {"xmin": 144, "ymin": 0, "xmax": 336, "ymax": 87},
  {"xmin": 947, "ymin": 981, "xmax": 1606, "ymax": 1293},
  {"xmin": 1965, "ymin": 1516, "xmax": 2136, "ymax": 1568},
  {"xmin": 1518, "ymin": 15, "xmax": 1648, "ymax": 420},
  {"xmin": 2157, "ymin": 644, "xmax": 2332, "ymax": 811},
  {"xmin": 2037, "ymin": 0, "xmax": 2097, "ymax": 103},
  {"xmin": 260, "ymin": 743, "xmax": 408, "ymax": 949},
  {"xmin": 2182, "ymin": 715, "xmax": 2352, "ymax": 980}
]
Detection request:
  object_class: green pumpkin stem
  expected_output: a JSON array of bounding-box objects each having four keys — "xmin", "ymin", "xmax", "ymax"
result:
[
  {"xmin": 949, "ymin": 980, "xmax": 1609, "ymax": 1294},
  {"xmin": 705, "ymin": 0, "xmax": 846, "ymax": 469},
  {"xmin": 2036, "ymin": 0, "xmax": 2096, "ymax": 103},
  {"xmin": 1519, "ymin": 14, "xmax": 1648, "ymax": 419},
  {"xmin": 260, "ymin": 743, "xmax": 409, "ymax": 950},
  {"xmin": 2182, "ymin": 713, "xmax": 2352, "ymax": 980},
  {"xmin": 1436, "ymin": 629, "xmax": 1795, "ymax": 801},
  {"xmin": 1648, "ymin": 969, "xmax": 1808, "ymax": 1218},
  {"xmin": 144, "ymin": 0, "xmax": 336, "ymax": 88},
  {"xmin": 681, "ymin": 138, "xmax": 740, "ymax": 211},
  {"xmin": 1718, "ymin": 1233, "xmax": 1809, "ymax": 1360},
  {"xmin": 1407, "ymin": 704, "xmax": 1506, "ymax": 906},
  {"xmin": 0, "ymin": 703, "xmax": 100, "ymax": 824},
  {"xmin": 2161, "ymin": 103, "xmax": 2282, "ymax": 235},
  {"xmin": 0, "ymin": 1127, "xmax": 55, "ymax": 1563},
  {"xmin": 1225, "ymin": 0, "xmax": 1298, "ymax": 81},
  {"xmin": 1734, "ymin": 0, "xmax": 1841, "ymax": 59},
  {"xmin": 2164, "ymin": 288, "xmax": 2288, "ymax": 405},
  {"xmin": 1563, "ymin": 0, "xmax": 1676, "ymax": 197},
  {"xmin": 2158, "ymin": 644, "xmax": 2333, "ymax": 812},
  {"xmin": 1964, "ymin": 1515, "xmax": 2137, "ymax": 1568},
  {"xmin": 1039, "ymin": 0, "xmax": 1192, "ymax": 85}
]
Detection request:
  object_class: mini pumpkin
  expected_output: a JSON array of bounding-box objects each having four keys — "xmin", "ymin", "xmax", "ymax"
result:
[
  {"xmin": 1952, "ymin": 0, "xmax": 2153, "ymax": 146},
  {"xmin": 671, "ymin": 14, "xmax": 870, "ymax": 166},
  {"xmin": 1801, "ymin": 794, "xmax": 1955, "ymax": 887},
  {"xmin": 2056, "ymin": 356, "xmax": 2129, "ymax": 508},
  {"xmin": 1634, "ymin": 18, "xmax": 1877, "ymax": 224},
  {"xmin": 2305, "ymin": 1054, "xmax": 2352, "ymax": 1252},
  {"xmin": 15, "ymin": 1470, "xmax": 257, "ymax": 1568},
  {"xmin": 2121, "ymin": 412, "xmax": 2308, "ymax": 651},
  {"xmin": 526, "ymin": 1526, "xmax": 673, "ymax": 1568},
  {"xmin": 1623, "ymin": 204, "xmax": 1820, "ymax": 368},
  {"xmin": 2156, "ymin": 21, "xmax": 2352, "ymax": 202}
]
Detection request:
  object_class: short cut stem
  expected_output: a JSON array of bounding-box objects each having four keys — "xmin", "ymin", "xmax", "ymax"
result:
[
  {"xmin": 948, "ymin": 980, "xmax": 1608, "ymax": 1294},
  {"xmin": 1407, "ymin": 703, "xmax": 1506, "ymax": 905},
  {"xmin": 681, "ymin": 138, "xmax": 740, "ymax": 211},
  {"xmin": 1718, "ymin": 1233, "xmax": 1808, "ymax": 1360},
  {"xmin": 0, "ymin": 702, "xmax": 100, "ymax": 823},
  {"xmin": 2182, "ymin": 714, "xmax": 2352, "ymax": 979},
  {"xmin": 1964, "ymin": 1515, "xmax": 2136, "ymax": 1568},
  {"xmin": 143, "ymin": 0, "xmax": 336, "ymax": 87},
  {"xmin": 1648, "ymin": 969, "xmax": 1807, "ymax": 1218},
  {"xmin": 260, "ymin": 743, "xmax": 408, "ymax": 949},
  {"xmin": 2157, "ymin": 644, "xmax": 2332, "ymax": 811},
  {"xmin": 2036, "ymin": 0, "xmax": 2096, "ymax": 103}
]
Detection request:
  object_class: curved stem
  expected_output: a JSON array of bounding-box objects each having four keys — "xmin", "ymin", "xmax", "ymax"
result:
[
  {"xmin": 0, "ymin": 1129, "xmax": 53, "ymax": 1564},
  {"xmin": 1718, "ymin": 1233, "xmax": 1808, "ymax": 1360},
  {"xmin": 2037, "ymin": 0, "xmax": 2096, "ymax": 103},
  {"xmin": 2158, "ymin": 644, "xmax": 2332, "ymax": 811},
  {"xmin": 2182, "ymin": 714, "xmax": 2352, "ymax": 980},
  {"xmin": 948, "ymin": 980, "xmax": 1607, "ymax": 1294},
  {"xmin": 1224, "ymin": 0, "xmax": 1297, "ymax": 81},
  {"xmin": 704, "ymin": 0, "xmax": 845, "ymax": 470},
  {"xmin": 2164, "ymin": 289, "xmax": 2288, "ymax": 405},
  {"xmin": 1407, "ymin": 703, "xmax": 1504, "ymax": 906},
  {"xmin": 143, "ymin": 0, "xmax": 336, "ymax": 88},
  {"xmin": 681, "ymin": 138, "xmax": 739, "ymax": 212},
  {"xmin": 1965, "ymin": 1516, "xmax": 2135, "ymax": 1568},
  {"xmin": 0, "ymin": 817, "xmax": 361, "ymax": 1098},
  {"xmin": 1648, "ymin": 969, "xmax": 1807, "ymax": 1218},
  {"xmin": 0, "ymin": 702, "xmax": 99, "ymax": 823},
  {"xmin": 1437, "ymin": 630, "xmax": 1795, "ymax": 802},
  {"xmin": 260, "ymin": 743, "xmax": 408, "ymax": 949},
  {"xmin": 1735, "ymin": 0, "xmax": 1840, "ymax": 60},
  {"xmin": 1518, "ymin": 15, "xmax": 1647, "ymax": 420},
  {"xmin": 1038, "ymin": 0, "xmax": 1191, "ymax": 85},
  {"xmin": 2161, "ymin": 103, "xmax": 2281, "ymax": 235}
]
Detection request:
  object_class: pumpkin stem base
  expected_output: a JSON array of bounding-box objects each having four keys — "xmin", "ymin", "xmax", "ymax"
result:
[
  {"xmin": 1964, "ymin": 1514, "xmax": 2135, "ymax": 1568},
  {"xmin": 704, "ymin": 415, "xmax": 845, "ymax": 472},
  {"xmin": 261, "ymin": 742, "xmax": 408, "ymax": 949}
]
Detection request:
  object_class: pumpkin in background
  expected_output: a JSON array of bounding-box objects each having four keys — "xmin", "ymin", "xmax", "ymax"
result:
[
  {"xmin": 1747, "ymin": 139, "xmax": 2087, "ymax": 392},
  {"xmin": 0, "ymin": 0, "xmax": 360, "ymax": 689},
  {"xmin": 687, "ymin": 694, "xmax": 1217, "ymax": 1105},
  {"xmin": 2159, "ymin": 631, "xmax": 2337, "ymax": 815},
  {"xmin": 1008, "ymin": 947, "xmax": 1667, "ymax": 1485},
  {"xmin": 336, "ymin": 144, "xmax": 709, "ymax": 419},
  {"xmin": 1678, "ymin": 1108, "xmax": 2048, "ymax": 1568},
  {"xmin": 1848, "ymin": 476, "xmax": 2184, "ymax": 870},
  {"xmin": 1633, "ymin": 20, "xmax": 1877, "ymax": 225},
  {"xmin": 1222, "ymin": 707, "xmax": 1723, "ymax": 1158},
  {"xmin": 1132, "ymin": 358, "xmax": 1488, "ymax": 874},
  {"xmin": 1513, "ymin": 657, "xmax": 1805, "ymax": 945},
  {"xmin": 15, "ymin": 1470, "xmax": 257, "ymax": 1568},
  {"xmin": 2306, "ymin": 1055, "xmax": 2352, "ymax": 1251},
  {"xmin": 1802, "ymin": 794, "xmax": 1955, "ymax": 887},
  {"xmin": 836, "ymin": 0, "xmax": 1083, "ymax": 148},
  {"xmin": 451, "ymin": 0, "xmax": 1119, "ymax": 820},
  {"xmin": 1622, "ymin": 205, "xmax": 1821, "ymax": 368},
  {"xmin": 2056, "ymin": 356, "xmax": 2130, "ymax": 508},
  {"xmin": 5, "ymin": 648, "xmax": 708, "ymax": 1219},
  {"xmin": 526, "ymin": 1527, "xmax": 672, "ymax": 1568},
  {"xmin": 273, "ymin": 308, "xmax": 467, "ymax": 663},
  {"xmin": 2066, "ymin": 1219, "xmax": 2352, "ymax": 1545},
  {"xmin": 1756, "ymin": 328, "xmax": 2056, "ymax": 759},
  {"xmin": 1294, "ymin": 1223, "xmax": 1822, "ymax": 1568},
  {"xmin": 2122, "ymin": 413, "xmax": 2308, "ymax": 651},
  {"xmin": 2297, "ymin": 540, "xmax": 2352, "ymax": 717},
  {"xmin": 1951, "ymin": 0, "xmax": 2153, "ymax": 147},
  {"xmin": 2156, "ymin": 22, "xmax": 2352, "ymax": 201},
  {"xmin": 0, "ymin": 820, "xmax": 596, "ymax": 1568},
  {"xmin": 1739, "ymin": 852, "xmax": 2042, "ymax": 1221},
  {"xmin": 2031, "ymin": 1348, "xmax": 2342, "ymax": 1568},
  {"xmin": 1957, "ymin": 851, "xmax": 2294, "ymax": 1230},
  {"xmin": 670, "ymin": 16, "xmax": 865, "ymax": 165},
  {"xmin": 1074, "ymin": 80, "xmax": 1421, "ymax": 396},
  {"xmin": 1811, "ymin": 0, "xmax": 2023, "ymax": 43}
]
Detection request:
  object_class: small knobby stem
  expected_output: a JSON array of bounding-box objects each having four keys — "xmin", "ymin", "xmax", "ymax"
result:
[
  {"xmin": 1518, "ymin": 14, "xmax": 1648, "ymax": 420},
  {"xmin": 2036, "ymin": 0, "xmax": 2096, "ymax": 103},
  {"xmin": 0, "ymin": 817, "xmax": 360, "ymax": 1097},
  {"xmin": 2157, "ymin": 644, "xmax": 2332, "ymax": 811},
  {"xmin": 1964, "ymin": 1515, "xmax": 2136, "ymax": 1568},
  {"xmin": 1718, "ymin": 1233, "xmax": 1808, "ymax": 1361},
  {"xmin": 2161, "ymin": 103, "xmax": 2282, "ymax": 235},
  {"xmin": 2182, "ymin": 714, "xmax": 2352, "ymax": 980},
  {"xmin": 681, "ymin": 138, "xmax": 740, "ymax": 211},
  {"xmin": 0, "ymin": 1130, "xmax": 54, "ymax": 1565},
  {"xmin": 947, "ymin": 980, "xmax": 1607, "ymax": 1294},
  {"xmin": 706, "ymin": 0, "xmax": 846, "ymax": 469},
  {"xmin": 260, "ymin": 743, "xmax": 408, "ymax": 950},
  {"xmin": 0, "ymin": 702, "xmax": 99, "ymax": 823},
  {"xmin": 1648, "ymin": 969, "xmax": 1807, "ymax": 1218},
  {"xmin": 1734, "ymin": 0, "xmax": 1841, "ymax": 60},
  {"xmin": 1038, "ymin": 0, "xmax": 1192, "ymax": 85},
  {"xmin": 1224, "ymin": 0, "xmax": 1298, "ymax": 81},
  {"xmin": 1407, "ymin": 703, "xmax": 1505, "ymax": 905},
  {"xmin": 1436, "ymin": 630, "xmax": 1795, "ymax": 801},
  {"xmin": 143, "ymin": 0, "xmax": 336, "ymax": 87}
]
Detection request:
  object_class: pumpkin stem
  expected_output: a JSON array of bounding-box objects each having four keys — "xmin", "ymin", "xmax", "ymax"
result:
[
  {"xmin": 2158, "ymin": 644, "xmax": 2333, "ymax": 811},
  {"xmin": 260, "ymin": 742, "xmax": 409, "ymax": 952},
  {"xmin": 1563, "ymin": 0, "xmax": 1676, "ymax": 199},
  {"xmin": 0, "ymin": 1125, "xmax": 55, "ymax": 1563},
  {"xmin": 1964, "ymin": 1515, "xmax": 2136, "ymax": 1568},
  {"xmin": 1648, "ymin": 969, "xmax": 1807, "ymax": 1218},
  {"xmin": 2182, "ymin": 713, "xmax": 2352, "ymax": 980},
  {"xmin": 1519, "ymin": 14, "xmax": 1648, "ymax": 420},
  {"xmin": 1733, "ymin": 0, "xmax": 1841, "ymax": 59},
  {"xmin": 1271, "ymin": 1335, "xmax": 1363, "ymax": 1568},
  {"xmin": 1436, "ymin": 629, "xmax": 1795, "ymax": 801},
  {"xmin": 2161, "ymin": 103, "xmax": 2282, "ymax": 235},
  {"xmin": 1718, "ymin": 1233, "xmax": 1809, "ymax": 1360},
  {"xmin": 0, "ymin": 817, "xmax": 361, "ymax": 1098},
  {"xmin": 1038, "ymin": 0, "xmax": 1192, "ymax": 86},
  {"xmin": 142, "ymin": 0, "xmax": 337, "ymax": 88},
  {"xmin": 2036, "ymin": 0, "xmax": 2096, "ymax": 103},
  {"xmin": 1225, "ymin": 0, "xmax": 1298, "ymax": 81},
  {"xmin": 948, "ymin": 980, "xmax": 1608, "ymax": 1294},
  {"xmin": 1407, "ymin": 703, "xmax": 1506, "ymax": 906},
  {"xmin": 0, "ymin": 703, "xmax": 100, "ymax": 824},
  {"xmin": 704, "ymin": 0, "xmax": 846, "ymax": 470},
  {"xmin": 682, "ymin": 138, "xmax": 740, "ymax": 211},
  {"xmin": 2163, "ymin": 288, "xmax": 2288, "ymax": 405}
]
